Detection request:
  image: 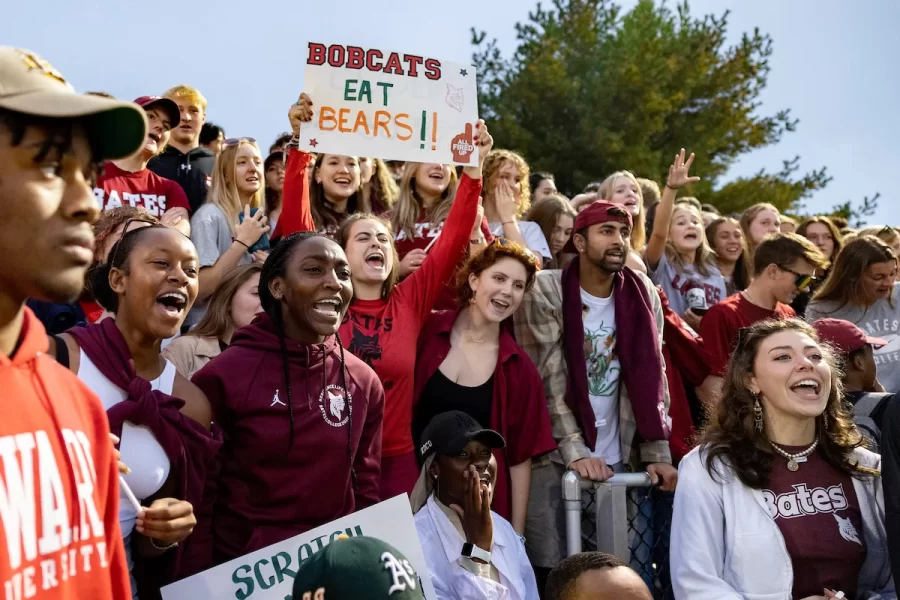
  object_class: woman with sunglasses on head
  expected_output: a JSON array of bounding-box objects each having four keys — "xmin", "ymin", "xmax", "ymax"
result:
[
  {"xmin": 191, "ymin": 232, "xmax": 384, "ymax": 562},
  {"xmin": 706, "ymin": 216, "xmax": 751, "ymax": 296},
  {"xmin": 413, "ymin": 240, "xmax": 556, "ymax": 533},
  {"xmin": 277, "ymin": 93, "xmax": 492, "ymax": 498},
  {"xmin": 410, "ymin": 412, "xmax": 541, "ymax": 600},
  {"xmin": 48, "ymin": 221, "xmax": 220, "ymax": 597},
  {"xmin": 671, "ymin": 318, "xmax": 894, "ymax": 599},
  {"xmin": 163, "ymin": 263, "xmax": 262, "ymax": 379},
  {"xmin": 807, "ymin": 236, "xmax": 900, "ymax": 393},
  {"xmin": 189, "ymin": 137, "xmax": 269, "ymax": 328}
]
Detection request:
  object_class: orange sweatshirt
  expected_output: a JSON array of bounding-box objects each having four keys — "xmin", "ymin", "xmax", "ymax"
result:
[{"xmin": 0, "ymin": 308, "xmax": 131, "ymax": 599}]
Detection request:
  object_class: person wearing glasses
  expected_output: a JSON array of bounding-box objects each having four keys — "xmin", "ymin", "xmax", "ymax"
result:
[
  {"xmin": 189, "ymin": 137, "xmax": 269, "ymax": 328},
  {"xmin": 671, "ymin": 318, "xmax": 894, "ymax": 599},
  {"xmin": 94, "ymin": 96, "xmax": 192, "ymax": 236},
  {"xmin": 807, "ymin": 235, "xmax": 900, "ymax": 393},
  {"xmin": 49, "ymin": 219, "xmax": 220, "ymax": 597},
  {"xmin": 700, "ymin": 233, "xmax": 829, "ymax": 399},
  {"xmin": 413, "ymin": 239, "xmax": 556, "ymax": 533}
]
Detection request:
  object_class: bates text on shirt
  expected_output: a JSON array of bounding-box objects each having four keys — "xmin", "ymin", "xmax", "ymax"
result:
[
  {"xmin": 93, "ymin": 188, "xmax": 168, "ymax": 217},
  {"xmin": 1, "ymin": 429, "xmax": 111, "ymax": 597},
  {"xmin": 762, "ymin": 483, "xmax": 848, "ymax": 520}
]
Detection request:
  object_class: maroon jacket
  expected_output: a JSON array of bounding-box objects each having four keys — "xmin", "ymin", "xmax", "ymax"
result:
[
  {"xmin": 414, "ymin": 310, "xmax": 557, "ymax": 519},
  {"xmin": 192, "ymin": 313, "xmax": 383, "ymax": 562}
]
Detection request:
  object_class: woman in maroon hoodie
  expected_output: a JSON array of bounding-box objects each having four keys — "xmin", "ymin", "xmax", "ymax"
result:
[
  {"xmin": 192, "ymin": 231, "xmax": 384, "ymax": 562},
  {"xmin": 274, "ymin": 93, "xmax": 491, "ymax": 499},
  {"xmin": 413, "ymin": 240, "xmax": 557, "ymax": 533}
]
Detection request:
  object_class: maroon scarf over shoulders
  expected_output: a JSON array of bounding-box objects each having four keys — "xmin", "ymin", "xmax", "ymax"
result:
[
  {"xmin": 68, "ymin": 319, "xmax": 221, "ymax": 589},
  {"xmin": 561, "ymin": 258, "xmax": 669, "ymax": 453}
]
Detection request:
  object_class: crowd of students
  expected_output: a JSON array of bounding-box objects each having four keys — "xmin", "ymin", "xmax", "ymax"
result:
[{"xmin": 2, "ymin": 45, "xmax": 899, "ymax": 600}]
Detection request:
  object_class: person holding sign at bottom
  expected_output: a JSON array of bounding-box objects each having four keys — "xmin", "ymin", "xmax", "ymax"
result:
[
  {"xmin": 278, "ymin": 93, "xmax": 491, "ymax": 500},
  {"xmin": 411, "ymin": 411, "xmax": 540, "ymax": 600},
  {"xmin": 192, "ymin": 231, "xmax": 384, "ymax": 562}
]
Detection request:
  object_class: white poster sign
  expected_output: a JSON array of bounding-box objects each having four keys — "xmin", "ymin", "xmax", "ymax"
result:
[
  {"xmin": 299, "ymin": 41, "xmax": 479, "ymax": 166},
  {"xmin": 161, "ymin": 495, "xmax": 436, "ymax": 599}
]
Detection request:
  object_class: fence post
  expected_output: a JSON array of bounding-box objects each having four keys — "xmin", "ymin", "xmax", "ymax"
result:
[
  {"xmin": 591, "ymin": 481, "xmax": 631, "ymax": 559},
  {"xmin": 561, "ymin": 470, "xmax": 585, "ymax": 557}
]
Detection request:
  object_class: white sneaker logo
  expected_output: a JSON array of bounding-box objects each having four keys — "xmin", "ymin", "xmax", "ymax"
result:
[{"xmin": 271, "ymin": 389, "xmax": 286, "ymax": 407}]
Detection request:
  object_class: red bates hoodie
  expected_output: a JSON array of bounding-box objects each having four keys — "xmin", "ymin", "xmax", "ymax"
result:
[
  {"xmin": 191, "ymin": 313, "xmax": 384, "ymax": 562},
  {"xmin": 0, "ymin": 308, "xmax": 131, "ymax": 599}
]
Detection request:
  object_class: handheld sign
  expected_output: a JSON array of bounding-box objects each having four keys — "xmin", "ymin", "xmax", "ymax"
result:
[
  {"xmin": 161, "ymin": 495, "xmax": 437, "ymax": 599},
  {"xmin": 300, "ymin": 41, "xmax": 479, "ymax": 166}
]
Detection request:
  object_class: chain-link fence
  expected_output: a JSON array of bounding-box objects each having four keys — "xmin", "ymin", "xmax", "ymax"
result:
[{"xmin": 562, "ymin": 471, "xmax": 674, "ymax": 600}]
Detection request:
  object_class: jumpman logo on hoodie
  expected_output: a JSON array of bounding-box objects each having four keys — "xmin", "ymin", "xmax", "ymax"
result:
[{"xmin": 271, "ymin": 389, "xmax": 286, "ymax": 407}]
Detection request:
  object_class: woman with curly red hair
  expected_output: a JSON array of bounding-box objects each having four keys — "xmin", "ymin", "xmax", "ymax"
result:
[{"xmin": 413, "ymin": 239, "xmax": 557, "ymax": 532}]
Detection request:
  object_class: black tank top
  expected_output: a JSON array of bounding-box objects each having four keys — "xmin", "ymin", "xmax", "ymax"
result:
[{"xmin": 413, "ymin": 369, "xmax": 494, "ymax": 455}]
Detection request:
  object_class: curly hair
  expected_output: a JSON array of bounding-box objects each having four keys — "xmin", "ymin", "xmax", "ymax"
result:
[
  {"xmin": 702, "ymin": 318, "xmax": 864, "ymax": 488},
  {"xmin": 92, "ymin": 206, "xmax": 159, "ymax": 263},
  {"xmin": 455, "ymin": 239, "xmax": 538, "ymax": 307},
  {"xmin": 483, "ymin": 149, "xmax": 531, "ymax": 219}
]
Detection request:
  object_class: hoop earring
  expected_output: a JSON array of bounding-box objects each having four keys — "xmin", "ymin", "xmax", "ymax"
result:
[{"xmin": 753, "ymin": 395, "xmax": 764, "ymax": 433}]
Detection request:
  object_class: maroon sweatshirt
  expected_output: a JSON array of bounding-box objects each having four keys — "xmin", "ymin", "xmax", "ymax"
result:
[{"xmin": 191, "ymin": 313, "xmax": 384, "ymax": 562}]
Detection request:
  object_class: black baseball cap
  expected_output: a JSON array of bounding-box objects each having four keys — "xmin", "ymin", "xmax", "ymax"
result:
[
  {"xmin": 292, "ymin": 536, "xmax": 426, "ymax": 600},
  {"xmin": 418, "ymin": 411, "xmax": 505, "ymax": 462}
]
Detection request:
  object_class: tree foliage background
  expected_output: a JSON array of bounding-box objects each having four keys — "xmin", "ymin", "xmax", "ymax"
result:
[{"xmin": 471, "ymin": 0, "xmax": 847, "ymax": 216}]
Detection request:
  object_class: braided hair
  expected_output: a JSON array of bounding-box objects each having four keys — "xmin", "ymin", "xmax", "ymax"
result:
[
  {"xmin": 90, "ymin": 224, "xmax": 167, "ymax": 313},
  {"xmin": 259, "ymin": 233, "xmax": 357, "ymax": 488}
]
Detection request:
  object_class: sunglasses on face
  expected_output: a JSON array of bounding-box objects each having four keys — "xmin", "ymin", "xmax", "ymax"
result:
[
  {"xmin": 108, "ymin": 217, "xmax": 157, "ymax": 267},
  {"xmin": 779, "ymin": 265, "xmax": 819, "ymax": 290},
  {"xmin": 222, "ymin": 137, "xmax": 257, "ymax": 148}
]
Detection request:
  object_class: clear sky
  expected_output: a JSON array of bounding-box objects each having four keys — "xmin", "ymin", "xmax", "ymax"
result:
[{"xmin": 5, "ymin": 0, "xmax": 896, "ymax": 224}]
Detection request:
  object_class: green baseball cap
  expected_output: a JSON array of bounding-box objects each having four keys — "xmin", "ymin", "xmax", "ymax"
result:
[{"xmin": 292, "ymin": 536, "xmax": 426, "ymax": 600}]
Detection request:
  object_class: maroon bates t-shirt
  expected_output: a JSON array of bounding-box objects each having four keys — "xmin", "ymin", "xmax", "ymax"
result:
[
  {"xmin": 762, "ymin": 448, "xmax": 867, "ymax": 598},
  {"xmin": 94, "ymin": 162, "xmax": 190, "ymax": 218}
]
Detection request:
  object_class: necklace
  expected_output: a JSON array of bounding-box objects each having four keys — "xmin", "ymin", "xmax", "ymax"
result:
[
  {"xmin": 464, "ymin": 330, "xmax": 485, "ymax": 344},
  {"xmin": 770, "ymin": 439, "xmax": 818, "ymax": 471}
]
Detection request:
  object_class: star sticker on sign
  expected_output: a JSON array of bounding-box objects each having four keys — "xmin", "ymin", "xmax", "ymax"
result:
[
  {"xmin": 309, "ymin": 138, "xmax": 319, "ymax": 148},
  {"xmin": 460, "ymin": 69, "xmax": 468, "ymax": 76}
]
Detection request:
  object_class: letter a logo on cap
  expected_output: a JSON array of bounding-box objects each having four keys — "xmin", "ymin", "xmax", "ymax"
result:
[{"xmin": 382, "ymin": 551, "xmax": 417, "ymax": 595}]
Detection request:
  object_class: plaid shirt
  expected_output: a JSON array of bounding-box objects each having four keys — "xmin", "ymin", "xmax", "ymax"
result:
[{"xmin": 513, "ymin": 269, "xmax": 672, "ymax": 468}]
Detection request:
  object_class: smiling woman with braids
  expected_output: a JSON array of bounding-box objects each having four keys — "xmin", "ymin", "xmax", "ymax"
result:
[
  {"xmin": 48, "ymin": 222, "xmax": 220, "ymax": 597},
  {"xmin": 191, "ymin": 232, "xmax": 384, "ymax": 562},
  {"xmin": 276, "ymin": 93, "xmax": 491, "ymax": 499},
  {"xmin": 671, "ymin": 318, "xmax": 895, "ymax": 599}
]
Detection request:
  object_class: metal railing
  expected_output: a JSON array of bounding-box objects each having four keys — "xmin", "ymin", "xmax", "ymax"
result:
[{"xmin": 562, "ymin": 470, "xmax": 674, "ymax": 599}]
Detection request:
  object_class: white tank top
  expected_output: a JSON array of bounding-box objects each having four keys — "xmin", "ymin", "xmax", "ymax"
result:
[{"xmin": 78, "ymin": 350, "xmax": 174, "ymax": 536}]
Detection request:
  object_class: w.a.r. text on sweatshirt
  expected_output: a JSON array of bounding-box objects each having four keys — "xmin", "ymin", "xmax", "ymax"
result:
[
  {"xmin": 191, "ymin": 313, "xmax": 384, "ymax": 562},
  {"xmin": 0, "ymin": 308, "xmax": 131, "ymax": 599}
]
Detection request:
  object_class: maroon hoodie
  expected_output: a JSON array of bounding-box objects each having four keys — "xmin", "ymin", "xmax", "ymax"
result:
[{"xmin": 191, "ymin": 313, "xmax": 384, "ymax": 562}]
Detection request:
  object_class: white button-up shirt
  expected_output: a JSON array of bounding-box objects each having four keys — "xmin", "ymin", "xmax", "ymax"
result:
[{"xmin": 415, "ymin": 495, "xmax": 540, "ymax": 600}]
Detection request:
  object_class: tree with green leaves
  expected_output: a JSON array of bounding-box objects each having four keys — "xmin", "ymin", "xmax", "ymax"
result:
[{"xmin": 471, "ymin": 0, "xmax": 834, "ymax": 214}]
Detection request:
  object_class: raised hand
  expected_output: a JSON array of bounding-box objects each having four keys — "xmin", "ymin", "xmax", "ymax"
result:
[
  {"xmin": 472, "ymin": 197, "xmax": 485, "ymax": 236},
  {"xmin": 235, "ymin": 205, "xmax": 269, "ymax": 248},
  {"xmin": 474, "ymin": 120, "xmax": 493, "ymax": 167},
  {"xmin": 450, "ymin": 465, "xmax": 494, "ymax": 552},
  {"xmin": 288, "ymin": 93, "xmax": 314, "ymax": 134},
  {"xmin": 666, "ymin": 148, "xmax": 701, "ymax": 190},
  {"xmin": 494, "ymin": 180, "xmax": 520, "ymax": 224}
]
